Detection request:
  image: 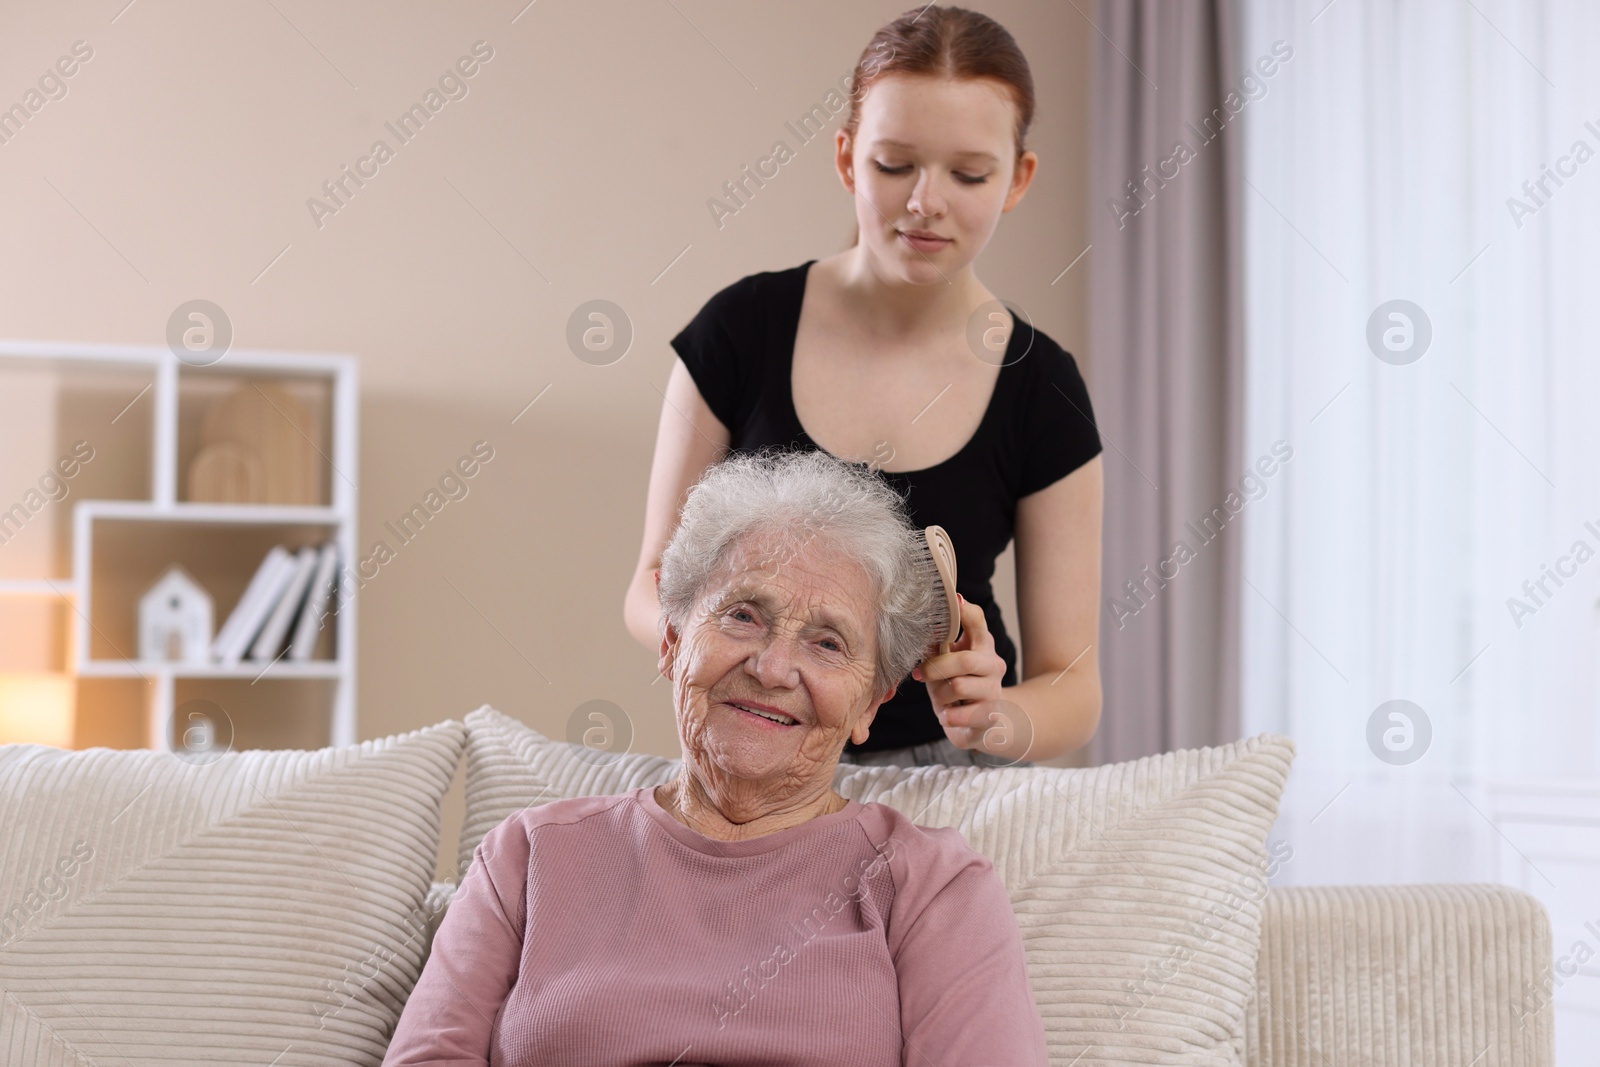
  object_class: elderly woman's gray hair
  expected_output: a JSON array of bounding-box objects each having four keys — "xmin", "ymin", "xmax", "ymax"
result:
[{"xmin": 658, "ymin": 448, "xmax": 939, "ymax": 693}]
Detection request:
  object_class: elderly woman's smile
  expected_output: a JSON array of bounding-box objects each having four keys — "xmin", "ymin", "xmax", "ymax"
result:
[{"xmin": 665, "ymin": 535, "xmax": 888, "ymax": 789}]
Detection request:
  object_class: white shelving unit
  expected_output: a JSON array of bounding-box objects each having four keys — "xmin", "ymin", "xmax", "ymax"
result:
[{"xmin": 0, "ymin": 340, "xmax": 358, "ymax": 750}]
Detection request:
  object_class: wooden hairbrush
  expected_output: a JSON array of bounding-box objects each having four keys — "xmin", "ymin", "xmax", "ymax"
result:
[{"xmin": 921, "ymin": 524, "xmax": 962, "ymax": 657}]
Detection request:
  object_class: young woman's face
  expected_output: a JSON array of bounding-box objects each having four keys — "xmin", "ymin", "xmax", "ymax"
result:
[{"xmin": 838, "ymin": 73, "xmax": 1035, "ymax": 282}]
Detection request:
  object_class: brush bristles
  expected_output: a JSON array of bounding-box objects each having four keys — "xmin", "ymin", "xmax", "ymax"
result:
[
  {"xmin": 911, "ymin": 535, "xmax": 955, "ymax": 659},
  {"xmin": 914, "ymin": 553, "xmax": 952, "ymax": 652}
]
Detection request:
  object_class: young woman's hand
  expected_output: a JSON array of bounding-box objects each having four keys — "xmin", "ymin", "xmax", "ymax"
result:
[{"xmin": 913, "ymin": 595, "xmax": 1009, "ymax": 751}]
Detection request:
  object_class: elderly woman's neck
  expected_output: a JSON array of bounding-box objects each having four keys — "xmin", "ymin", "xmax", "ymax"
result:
[{"xmin": 654, "ymin": 776, "xmax": 849, "ymax": 841}]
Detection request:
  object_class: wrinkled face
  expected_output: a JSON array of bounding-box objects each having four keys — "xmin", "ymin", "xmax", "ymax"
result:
[
  {"xmin": 843, "ymin": 73, "xmax": 1025, "ymax": 282},
  {"xmin": 659, "ymin": 532, "xmax": 893, "ymax": 797}
]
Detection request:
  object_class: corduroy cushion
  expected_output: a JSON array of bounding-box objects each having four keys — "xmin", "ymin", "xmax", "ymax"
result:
[
  {"xmin": 458, "ymin": 705, "xmax": 1295, "ymax": 1066},
  {"xmin": 0, "ymin": 720, "xmax": 465, "ymax": 1067}
]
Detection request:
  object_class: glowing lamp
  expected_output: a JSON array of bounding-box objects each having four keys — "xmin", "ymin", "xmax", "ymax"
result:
[{"xmin": 0, "ymin": 672, "xmax": 76, "ymax": 748}]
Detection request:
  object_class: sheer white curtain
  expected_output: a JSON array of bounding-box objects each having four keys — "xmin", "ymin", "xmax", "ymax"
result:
[{"xmin": 1237, "ymin": 0, "xmax": 1600, "ymax": 886}]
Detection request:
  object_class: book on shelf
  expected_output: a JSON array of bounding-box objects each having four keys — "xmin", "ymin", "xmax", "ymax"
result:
[
  {"xmin": 249, "ymin": 545, "xmax": 319, "ymax": 662},
  {"xmin": 208, "ymin": 541, "xmax": 342, "ymax": 667},
  {"xmin": 210, "ymin": 546, "xmax": 293, "ymax": 666},
  {"xmin": 288, "ymin": 541, "xmax": 340, "ymax": 661}
]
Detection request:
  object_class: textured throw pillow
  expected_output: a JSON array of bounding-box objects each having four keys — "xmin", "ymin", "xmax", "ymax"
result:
[
  {"xmin": 0, "ymin": 720, "xmax": 465, "ymax": 1067},
  {"xmin": 457, "ymin": 705, "xmax": 1294, "ymax": 1066}
]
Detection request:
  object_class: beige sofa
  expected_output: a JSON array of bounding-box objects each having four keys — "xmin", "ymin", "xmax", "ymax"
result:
[
  {"xmin": 439, "ymin": 710, "xmax": 1559, "ymax": 1067},
  {"xmin": 0, "ymin": 717, "xmax": 1556, "ymax": 1066},
  {"xmin": 416, "ymin": 878, "xmax": 1555, "ymax": 1066},
  {"xmin": 1246, "ymin": 884, "xmax": 1552, "ymax": 1065}
]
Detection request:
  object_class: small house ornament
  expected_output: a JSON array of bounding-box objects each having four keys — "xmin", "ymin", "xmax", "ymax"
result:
[{"xmin": 139, "ymin": 566, "xmax": 214, "ymax": 663}]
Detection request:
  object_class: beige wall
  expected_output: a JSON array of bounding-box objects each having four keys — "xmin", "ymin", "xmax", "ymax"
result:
[{"xmin": 0, "ymin": 2, "xmax": 1092, "ymax": 877}]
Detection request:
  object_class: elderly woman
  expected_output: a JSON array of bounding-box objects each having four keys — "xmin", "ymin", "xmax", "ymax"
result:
[{"xmin": 383, "ymin": 450, "xmax": 1049, "ymax": 1066}]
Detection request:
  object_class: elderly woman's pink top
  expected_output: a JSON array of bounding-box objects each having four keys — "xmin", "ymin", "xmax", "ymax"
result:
[{"xmin": 383, "ymin": 784, "xmax": 1048, "ymax": 1066}]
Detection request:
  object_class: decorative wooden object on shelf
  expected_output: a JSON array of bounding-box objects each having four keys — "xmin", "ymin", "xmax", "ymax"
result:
[
  {"xmin": 188, "ymin": 381, "xmax": 320, "ymax": 505},
  {"xmin": 187, "ymin": 441, "xmax": 262, "ymax": 503}
]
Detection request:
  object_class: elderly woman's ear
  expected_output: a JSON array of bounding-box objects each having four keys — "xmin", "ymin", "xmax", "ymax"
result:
[
  {"xmin": 653, "ymin": 567, "xmax": 676, "ymax": 681},
  {"xmin": 847, "ymin": 681, "xmax": 899, "ymax": 747},
  {"xmin": 657, "ymin": 621, "xmax": 679, "ymax": 682}
]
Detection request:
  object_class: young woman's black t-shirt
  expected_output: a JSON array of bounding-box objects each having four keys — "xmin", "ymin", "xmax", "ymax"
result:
[{"xmin": 670, "ymin": 260, "xmax": 1103, "ymax": 754}]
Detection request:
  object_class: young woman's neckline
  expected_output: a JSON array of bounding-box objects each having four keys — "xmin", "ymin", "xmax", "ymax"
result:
[{"xmin": 785, "ymin": 257, "xmax": 1020, "ymax": 479}]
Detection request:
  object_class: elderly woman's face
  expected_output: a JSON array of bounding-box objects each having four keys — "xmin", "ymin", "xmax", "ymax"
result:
[{"xmin": 659, "ymin": 532, "xmax": 892, "ymax": 790}]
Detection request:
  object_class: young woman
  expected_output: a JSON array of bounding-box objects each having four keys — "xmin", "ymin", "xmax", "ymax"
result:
[{"xmin": 624, "ymin": 5, "xmax": 1103, "ymax": 768}]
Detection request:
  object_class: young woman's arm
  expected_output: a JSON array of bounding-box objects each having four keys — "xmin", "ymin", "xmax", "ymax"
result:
[
  {"xmin": 915, "ymin": 455, "xmax": 1104, "ymax": 763},
  {"xmin": 1008, "ymin": 453, "xmax": 1104, "ymax": 759},
  {"xmin": 622, "ymin": 357, "xmax": 731, "ymax": 649}
]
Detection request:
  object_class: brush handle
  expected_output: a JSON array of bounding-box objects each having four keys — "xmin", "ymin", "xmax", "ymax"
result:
[{"xmin": 924, "ymin": 524, "xmax": 962, "ymax": 654}]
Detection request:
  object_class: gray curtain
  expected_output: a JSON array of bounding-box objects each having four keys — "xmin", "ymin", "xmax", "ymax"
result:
[{"xmin": 1087, "ymin": 0, "xmax": 1244, "ymax": 764}]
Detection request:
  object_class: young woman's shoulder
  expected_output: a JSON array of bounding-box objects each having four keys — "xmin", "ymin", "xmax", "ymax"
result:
[
  {"xmin": 1011, "ymin": 320, "xmax": 1085, "ymax": 386},
  {"xmin": 1007, "ymin": 322, "xmax": 1102, "ymax": 495},
  {"xmin": 670, "ymin": 261, "xmax": 812, "ymax": 432},
  {"xmin": 689, "ymin": 259, "xmax": 812, "ymax": 318}
]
